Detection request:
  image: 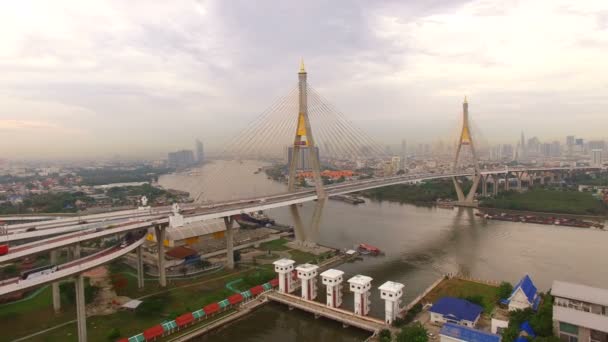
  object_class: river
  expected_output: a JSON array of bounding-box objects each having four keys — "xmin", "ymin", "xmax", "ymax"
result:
[{"xmin": 159, "ymin": 161, "xmax": 608, "ymax": 341}]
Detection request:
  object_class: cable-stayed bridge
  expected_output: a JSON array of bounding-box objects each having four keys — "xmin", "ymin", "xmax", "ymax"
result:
[{"xmin": 0, "ymin": 62, "xmax": 600, "ymax": 342}]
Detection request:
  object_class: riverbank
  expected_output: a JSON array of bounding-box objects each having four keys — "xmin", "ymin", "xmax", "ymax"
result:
[
  {"xmin": 360, "ymin": 179, "xmax": 461, "ymax": 204},
  {"xmin": 480, "ymin": 188, "xmax": 608, "ymax": 216}
]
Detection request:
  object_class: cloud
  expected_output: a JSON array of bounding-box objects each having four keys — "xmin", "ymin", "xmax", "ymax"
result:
[{"xmin": 0, "ymin": 0, "xmax": 607, "ymax": 158}]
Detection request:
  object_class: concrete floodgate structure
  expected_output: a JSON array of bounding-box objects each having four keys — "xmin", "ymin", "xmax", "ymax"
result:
[
  {"xmin": 273, "ymin": 258, "xmax": 297, "ymax": 294},
  {"xmin": 321, "ymin": 269, "xmax": 344, "ymax": 308},
  {"xmin": 348, "ymin": 275, "xmax": 373, "ymax": 316},
  {"xmin": 296, "ymin": 263, "xmax": 319, "ymax": 301},
  {"xmin": 379, "ymin": 281, "xmax": 405, "ymax": 325}
]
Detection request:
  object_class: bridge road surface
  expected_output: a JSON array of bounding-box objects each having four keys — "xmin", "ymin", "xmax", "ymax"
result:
[{"xmin": 0, "ymin": 237, "xmax": 145, "ymax": 297}]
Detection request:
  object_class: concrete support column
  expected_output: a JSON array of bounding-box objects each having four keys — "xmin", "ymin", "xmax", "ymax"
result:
[
  {"xmin": 528, "ymin": 172, "xmax": 534, "ymax": 187},
  {"xmin": 73, "ymin": 243, "xmax": 81, "ymax": 259},
  {"xmin": 50, "ymin": 250, "xmax": 61, "ymax": 313},
  {"xmin": 75, "ymin": 275, "xmax": 87, "ymax": 342},
  {"xmin": 223, "ymin": 217, "xmax": 235, "ymax": 270},
  {"xmin": 516, "ymin": 172, "xmax": 523, "ymax": 191},
  {"xmin": 481, "ymin": 175, "xmax": 488, "ymax": 197},
  {"xmin": 493, "ymin": 175, "xmax": 499, "ymax": 196},
  {"xmin": 504, "ymin": 173, "xmax": 510, "ymax": 191},
  {"xmin": 154, "ymin": 226, "xmax": 167, "ymax": 287},
  {"xmin": 539, "ymin": 172, "xmax": 545, "ymax": 185},
  {"xmin": 137, "ymin": 246, "xmax": 144, "ymax": 289}
]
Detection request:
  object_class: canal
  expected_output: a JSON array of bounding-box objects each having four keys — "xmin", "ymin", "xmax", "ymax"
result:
[{"xmin": 160, "ymin": 161, "xmax": 608, "ymax": 341}]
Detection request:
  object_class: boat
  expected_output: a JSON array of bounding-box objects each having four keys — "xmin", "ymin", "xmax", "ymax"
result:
[
  {"xmin": 234, "ymin": 213, "xmax": 275, "ymax": 229},
  {"xmin": 357, "ymin": 243, "xmax": 381, "ymax": 256}
]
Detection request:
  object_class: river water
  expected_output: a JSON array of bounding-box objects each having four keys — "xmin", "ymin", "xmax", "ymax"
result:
[{"xmin": 159, "ymin": 161, "xmax": 608, "ymax": 341}]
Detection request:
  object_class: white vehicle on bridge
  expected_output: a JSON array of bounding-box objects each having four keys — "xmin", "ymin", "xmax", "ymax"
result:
[{"xmin": 20, "ymin": 264, "xmax": 58, "ymax": 280}]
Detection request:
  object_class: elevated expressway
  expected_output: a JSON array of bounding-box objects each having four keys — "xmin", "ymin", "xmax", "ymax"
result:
[{"xmin": 1, "ymin": 166, "xmax": 595, "ymax": 244}]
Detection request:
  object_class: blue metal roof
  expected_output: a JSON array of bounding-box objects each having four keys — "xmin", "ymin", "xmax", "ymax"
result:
[
  {"xmin": 511, "ymin": 274, "xmax": 537, "ymax": 304},
  {"xmin": 520, "ymin": 321, "xmax": 536, "ymax": 337},
  {"xmin": 430, "ymin": 297, "xmax": 483, "ymax": 322},
  {"xmin": 515, "ymin": 337, "xmax": 528, "ymax": 342},
  {"xmin": 440, "ymin": 323, "xmax": 501, "ymax": 342},
  {"xmin": 504, "ymin": 275, "xmax": 538, "ymax": 307}
]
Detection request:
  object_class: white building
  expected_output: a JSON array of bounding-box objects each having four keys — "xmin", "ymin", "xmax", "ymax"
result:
[
  {"xmin": 348, "ymin": 275, "xmax": 372, "ymax": 316},
  {"xmin": 378, "ymin": 281, "xmax": 404, "ymax": 324},
  {"xmin": 501, "ymin": 275, "xmax": 540, "ymax": 311},
  {"xmin": 320, "ymin": 269, "xmax": 344, "ymax": 308},
  {"xmin": 552, "ymin": 280, "xmax": 608, "ymax": 341},
  {"xmin": 273, "ymin": 259, "xmax": 296, "ymax": 294},
  {"xmin": 296, "ymin": 263, "xmax": 319, "ymax": 301},
  {"xmin": 430, "ymin": 297, "xmax": 483, "ymax": 328}
]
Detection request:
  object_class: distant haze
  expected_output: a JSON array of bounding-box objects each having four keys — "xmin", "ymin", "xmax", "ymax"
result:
[{"xmin": 1, "ymin": 1, "xmax": 607, "ymax": 159}]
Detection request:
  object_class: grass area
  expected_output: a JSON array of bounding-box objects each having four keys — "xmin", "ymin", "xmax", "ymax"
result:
[
  {"xmin": 258, "ymin": 238, "xmax": 290, "ymax": 251},
  {"xmin": 256, "ymin": 252, "xmax": 280, "ymax": 260},
  {"xmin": 422, "ymin": 278, "xmax": 499, "ymax": 314},
  {"xmin": 480, "ymin": 189, "xmax": 607, "ymax": 215},
  {"xmin": 286, "ymin": 250, "xmax": 317, "ymax": 264},
  {"xmin": 0, "ymin": 262, "xmax": 268, "ymax": 342},
  {"xmin": 0, "ymin": 285, "xmax": 79, "ymax": 341}
]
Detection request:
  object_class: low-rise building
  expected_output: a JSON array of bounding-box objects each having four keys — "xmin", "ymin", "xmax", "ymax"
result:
[
  {"xmin": 440, "ymin": 322, "xmax": 501, "ymax": 342},
  {"xmin": 552, "ymin": 280, "xmax": 608, "ymax": 342},
  {"xmin": 430, "ymin": 297, "xmax": 483, "ymax": 327},
  {"xmin": 501, "ymin": 275, "xmax": 540, "ymax": 311}
]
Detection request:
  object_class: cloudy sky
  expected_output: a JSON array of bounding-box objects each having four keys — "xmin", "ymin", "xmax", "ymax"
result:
[{"xmin": 1, "ymin": 0, "xmax": 607, "ymax": 159}]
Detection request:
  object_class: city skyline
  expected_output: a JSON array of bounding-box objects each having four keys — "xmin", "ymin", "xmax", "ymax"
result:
[{"xmin": 1, "ymin": 0, "xmax": 607, "ymax": 159}]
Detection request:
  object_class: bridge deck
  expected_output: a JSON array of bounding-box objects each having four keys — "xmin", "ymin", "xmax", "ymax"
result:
[{"xmin": 266, "ymin": 291, "xmax": 386, "ymax": 333}]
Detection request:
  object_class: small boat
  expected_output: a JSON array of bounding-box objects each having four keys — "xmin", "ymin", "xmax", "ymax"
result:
[{"xmin": 357, "ymin": 243, "xmax": 381, "ymax": 256}]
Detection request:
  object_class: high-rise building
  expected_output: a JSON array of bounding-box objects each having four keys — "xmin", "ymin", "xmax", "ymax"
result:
[
  {"xmin": 195, "ymin": 139, "xmax": 204, "ymax": 164},
  {"xmin": 520, "ymin": 131, "xmax": 526, "ymax": 160},
  {"xmin": 550, "ymin": 141, "xmax": 561, "ymax": 157},
  {"xmin": 592, "ymin": 149, "xmax": 603, "ymax": 166},
  {"xmin": 400, "ymin": 139, "xmax": 406, "ymax": 171},
  {"xmin": 391, "ymin": 156, "xmax": 400, "ymax": 173},
  {"xmin": 286, "ymin": 146, "xmax": 319, "ymax": 170},
  {"xmin": 502, "ymin": 144, "xmax": 514, "ymax": 160},
  {"xmin": 566, "ymin": 135, "xmax": 575, "ymax": 155},
  {"xmin": 168, "ymin": 150, "xmax": 195, "ymax": 169}
]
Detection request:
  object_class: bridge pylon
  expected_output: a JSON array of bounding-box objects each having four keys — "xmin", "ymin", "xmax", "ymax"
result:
[
  {"xmin": 452, "ymin": 96, "xmax": 481, "ymax": 207},
  {"xmin": 287, "ymin": 60, "xmax": 327, "ymax": 246}
]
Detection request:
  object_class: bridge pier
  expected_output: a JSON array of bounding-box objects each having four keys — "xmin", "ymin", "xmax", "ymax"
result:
[
  {"xmin": 528, "ymin": 172, "xmax": 534, "ymax": 187},
  {"xmin": 154, "ymin": 226, "xmax": 167, "ymax": 287},
  {"xmin": 516, "ymin": 172, "xmax": 523, "ymax": 191},
  {"xmin": 492, "ymin": 175, "xmax": 499, "ymax": 196},
  {"xmin": 73, "ymin": 242, "xmax": 81, "ymax": 259},
  {"xmin": 75, "ymin": 274, "xmax": 87, "ymax": 342},
  {"xmin": 137, "ymin": 245, "xmax": 144, "ymax": 289},
  {"xmin": 288, "ymin": 204, "xmax": 307, "ymax": 244},
  {"xmin": 481, "ymin": 175, "xmax": 488, "ymax": 197},
  {"xmin": 50, "ymin": 250, "xmax": 61, "ymax": 313},
  {"xmin": 504, "ymin": 173, "xmax": 510, "ymax": 191},
  {"xmin": 223, "ymin": 216, "xmax": 235, "ymax": 270}
]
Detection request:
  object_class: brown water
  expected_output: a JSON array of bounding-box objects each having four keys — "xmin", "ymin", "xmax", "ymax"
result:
[{"xmin": 160, "ymin": 162, "xmax": 608, "ymax": 341}]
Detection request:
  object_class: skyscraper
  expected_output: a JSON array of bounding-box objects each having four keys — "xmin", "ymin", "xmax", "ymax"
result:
[
  {"xmin": 168, "ymin": 150, "xmax": 195, "ymax": 169},
  {"xmin": 400, "ymin": 139, "xmax": 406, "ymax": 171},
  {"xmin": 286, "ymin": 146, "xmax": 319, "ymax": 170},
  {"xmin": 566, "ymin": 135, "xmax": 575, "ymax": 156},
  {"xmin": 195, "ymin": 139, "xmax": 204, "ymax": 164},
  {"xmin": 520, "ymin": 131, "xmax": 527, "ymax": 160}
]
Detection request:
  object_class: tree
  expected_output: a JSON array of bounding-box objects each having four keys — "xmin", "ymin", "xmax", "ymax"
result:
[
  {"xmin": 498, "ymin": 281, "xmax": 514, "ymax": 301},
  {"xmin": 397, "ymin": 323, "xmax": 428, "ymax": 342},
  {"xmin": 379, "ymin": 329, "xmax": 392, "ymax": 342}
]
